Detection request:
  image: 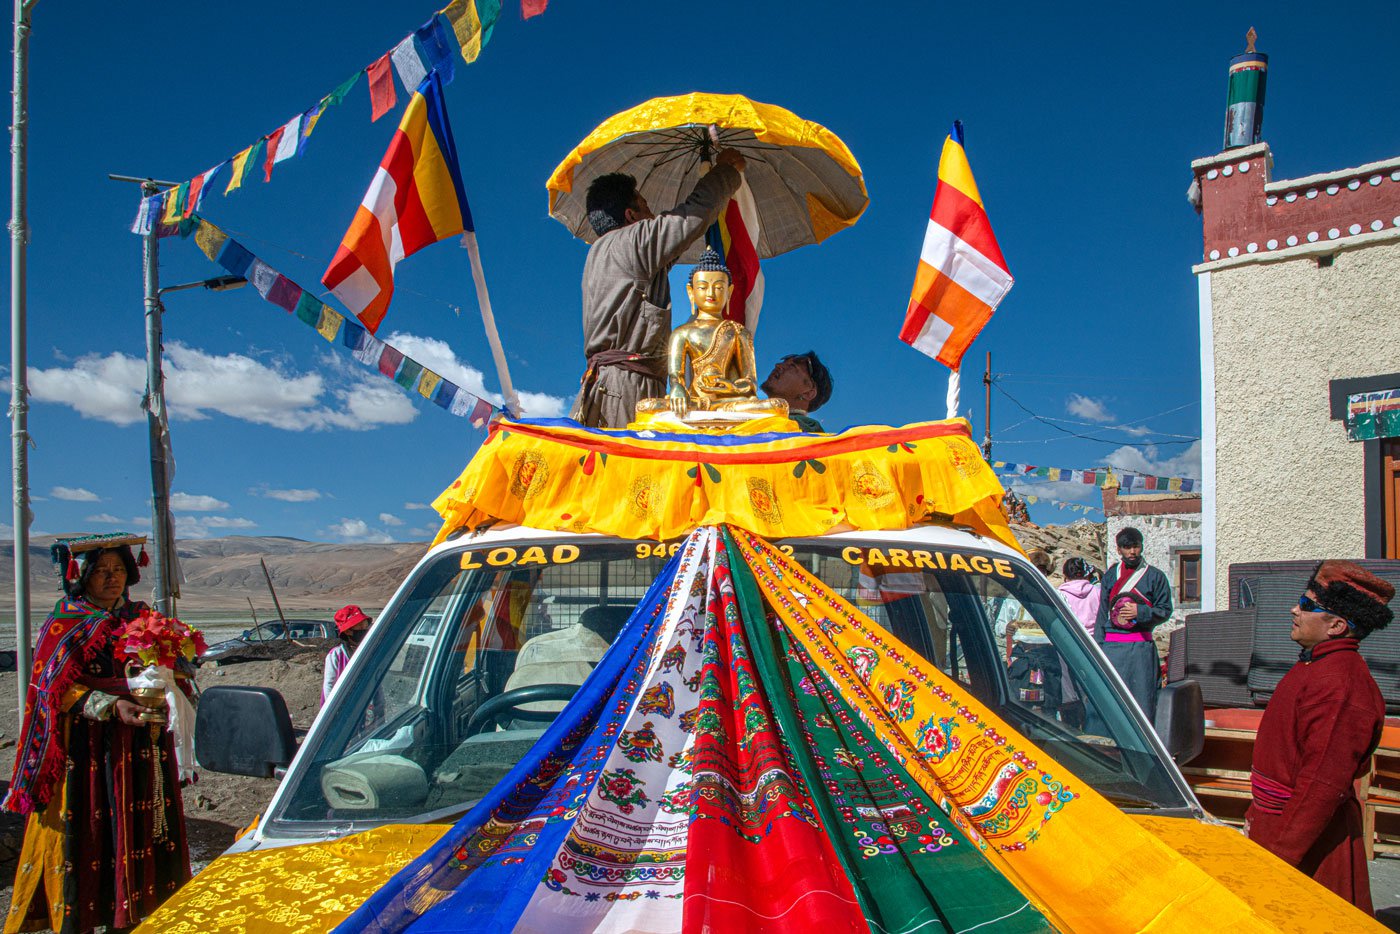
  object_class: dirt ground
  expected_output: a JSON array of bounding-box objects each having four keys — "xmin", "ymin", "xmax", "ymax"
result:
[{"xmin": 0, "ymin": 648, "xmax": 330, "ymax": 930}]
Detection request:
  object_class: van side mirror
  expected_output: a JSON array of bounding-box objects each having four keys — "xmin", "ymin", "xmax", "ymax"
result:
[
  {"xmin": 1154, "ymin": 679, "xmax": 1205, "ymax": 765},
  {"xmin": 195, "ymin": 686, "xmax": 298, "ymax": 778}
]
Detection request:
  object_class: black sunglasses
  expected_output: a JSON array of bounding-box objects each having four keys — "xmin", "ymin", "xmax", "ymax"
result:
[{"xmin": 1298, "ymin": 595, "xmax": 1355, "ymax": 628}]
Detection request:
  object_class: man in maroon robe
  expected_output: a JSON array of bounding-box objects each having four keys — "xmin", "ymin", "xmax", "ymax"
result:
[{"xmin": 1246, "ymin": 560, "xmax": 1395, "ymax": 913}]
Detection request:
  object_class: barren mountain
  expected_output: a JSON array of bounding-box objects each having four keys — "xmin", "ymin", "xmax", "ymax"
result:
[{"xmin": 0, "ymin": 536, "xmax": 429, "ymax": 611}]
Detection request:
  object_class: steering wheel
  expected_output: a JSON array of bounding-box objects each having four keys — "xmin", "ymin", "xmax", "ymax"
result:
[{"xmin": 465, "ymin": 683, "xmax": 578, "ymax": 734}]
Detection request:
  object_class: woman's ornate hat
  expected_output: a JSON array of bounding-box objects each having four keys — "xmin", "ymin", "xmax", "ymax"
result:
[{"xmin": 50, "ymin": 532, "xmax": 149, "ymax": 583}]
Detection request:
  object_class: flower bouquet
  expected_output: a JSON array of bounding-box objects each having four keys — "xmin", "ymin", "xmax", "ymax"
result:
[
  {"xmin": 116, "ymin": 609, "xmax": 205, "ymax": 784},
  {"xmin": 114, "ymin": 608, "xmax": 208, "ymax": 670}
]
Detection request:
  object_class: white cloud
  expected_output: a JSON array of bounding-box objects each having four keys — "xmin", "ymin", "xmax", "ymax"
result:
[
  {"xmin": 257, "ymin": 488, "xmax": 322, "ymax": 502},
  {"xmin": 1105, "ymin": 441, "xmax": 1202, "ymax": 478},
  {"xmin": 174, "ymin": 515, "xmax": 257, "ymax": 539},
  {"xmin": 51, "ymin": 486, "xmax": 99, "ymax": 502},
  {"xmin": 1008, "ymin": 478, "xmax": 1097, "ymax": 503},
  {"xmin": 403, "ymin": 502, "xmax": 431, "ymax": 511},
  {"xmin": 31, "ymin": 334, "xmax": 569, "ymax": 433},
  {"xmin": 406, "ymin": 525, "xmax": 439, "ymax": 540},
  {"xmin": 29, "ymin": 352, "xmax": 146, "ymax": 425},
  {"xmin": 378, "ymin": 512, "xmax": 404, "ymax": 526},
  {"xmin": 1066, "ymin": 394, "xmax": 1114, "ymax": 423},
  {"xmin": 334, "ymin": 380, "xmax": 418, "ymax": 428},
  {"xmin": 383, "ymin": 332, "xmax": 568, "ymax": 418},
  {"xmin": 170, "ymin": 492, "xmax": 229, "ymax": 512},
  {"xmin": 85, "ymin": 513, "xmax": 125, "ymax": 524},
  {"xmin": 324, "ymin": 518, "xmax": 394, "ymax": 544},
  {"xmin": 204, "ymin": 516, "xmax": 256, "ymax": 529},
  {"xmin": 31, "ymin": 343, "xmax": 420, "ymax": 432}
]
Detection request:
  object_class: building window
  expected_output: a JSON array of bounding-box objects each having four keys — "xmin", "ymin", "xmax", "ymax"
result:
[{"xmin": 1177, "ymin": 550, "xmax": 1202, "ymax": 604}]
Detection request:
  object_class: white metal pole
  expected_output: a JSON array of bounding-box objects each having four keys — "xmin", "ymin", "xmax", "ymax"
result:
[
  {"xmin": 945, "ymin": 366, "xmax": 960, "ymax": 422},
  {"xmin": 462, "ymin": 233, "xmax": 520, "ymax": 418},
  {"xmin": 141, "ymin": 186, "xmax": 175, "ymax": 616},
  {"xmin": 11, "ymin": 0, "xmax": 35, "ymax": 712}
]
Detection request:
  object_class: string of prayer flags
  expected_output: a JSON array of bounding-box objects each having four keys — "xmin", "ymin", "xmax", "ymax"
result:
[
  {"xmin": 416, "ymin": 17, "xmax": 457, "ymax": 82},
  {"xmin": 132, "ymin": 0, "xmax": 538, "ymax": 238},
  {"xmin": 1019, "ymin": 496, "xmax": 1103, "ymax": 515},
  {"xmin": 185, "ymin": 215, "xmax": 499, "ymax": 428},
  {"xmin": 266, "ymin": 114, "xmax": 303, "ymax": 179},
  {"xmin": 990, "ymin": 459, "xmax": 1199, "ymax": 493},
  {"xmin": 131, "ymin": 195, "xmax": 160, "ymax": 235},
  {"xmin": 392, "ymin": 16, "xmax": 459, "ymax": 98},
  {"xmin": 1116, "ymin": 473, "xmax": 1197, "ymax": 494},
  {"xmin": 184, "ymin": 164, "xmax": 225, "ymax": 218},
  {"xmin": 441, "ymin": 0, "xmax": 501, "ymax": 63},
  {"xmin": 368, "ymin": 51, "xmax": 400, "ymax": 121},
  {"xmin": 322, "ymin": 71, "xmax": 362, "ymax": 109},
  {"xmin": 1135, "ymin": 515, "xmax": 1204, "ymax": 531}
]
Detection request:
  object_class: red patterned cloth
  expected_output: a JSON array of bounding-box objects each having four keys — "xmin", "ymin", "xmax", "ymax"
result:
[
  {"xmin": 683, "ymin": 546, "xmax": 867, "ymax": 931},
  {"xmin": 4, "ymin": 598, "xmax": 118, "ymax": 815}
]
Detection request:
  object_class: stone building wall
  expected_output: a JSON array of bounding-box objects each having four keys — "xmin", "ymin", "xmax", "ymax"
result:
[
  {"xmin": 1206, "ymin": 240, "xmax": 1400, "ymax": 607},
  {"xmin": 1191, "ymin": 144, "xmax": 1400, "ymax": 608}
]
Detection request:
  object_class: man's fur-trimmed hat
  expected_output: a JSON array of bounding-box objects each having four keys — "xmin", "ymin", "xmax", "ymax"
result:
[{"xmin": 1308, "ymin": 560, "xmax": 1396, "ymax": 638}]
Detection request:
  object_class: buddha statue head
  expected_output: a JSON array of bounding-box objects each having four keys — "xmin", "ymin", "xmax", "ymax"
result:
[{"xmin": 687, "ymin": 248, "xmax": 732, "ymax": 319}]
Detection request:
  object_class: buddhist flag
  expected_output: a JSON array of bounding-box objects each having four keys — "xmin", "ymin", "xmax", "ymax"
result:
[
  {"xmin": 322, "ymin": 72, "xmax": 473, "ymax": 334},
  {"xmin": 704, "ymin": 175, "xmax": 764, "ymax": 332},
  {"xmin": 900, "ymin": 121, "xmax": 1013, "ymax": 369}
]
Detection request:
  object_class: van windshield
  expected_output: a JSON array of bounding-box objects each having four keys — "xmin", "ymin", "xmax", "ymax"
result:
[{"xmin": 269, "ymin": 536, "xmax": 1188, "ymax": 833}]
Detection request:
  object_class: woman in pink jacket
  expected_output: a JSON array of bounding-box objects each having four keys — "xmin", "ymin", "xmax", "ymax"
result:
[
  {"xmin": 1056, "ymin": 557, "xmax": 1101, "ymax": 728},
  {"xmin": 1057, "ymin": 557, "xmax": 1101, "ymax": 636}
]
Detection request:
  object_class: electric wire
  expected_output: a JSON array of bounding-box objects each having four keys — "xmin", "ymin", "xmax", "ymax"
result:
[{"xmin": 992, "ymin": 382, "xmax": 1199, "ymax": 448}]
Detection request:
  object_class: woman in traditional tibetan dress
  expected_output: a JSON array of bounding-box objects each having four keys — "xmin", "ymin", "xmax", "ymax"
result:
[{"xmin": 3, "ymin": 534, "xmax": 191, "ymax": 934}]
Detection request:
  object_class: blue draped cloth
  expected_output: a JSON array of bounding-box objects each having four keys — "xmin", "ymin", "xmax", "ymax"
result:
[{"xmin": 335, "ymin": 551, "xmax": 681, "ymax": 933}]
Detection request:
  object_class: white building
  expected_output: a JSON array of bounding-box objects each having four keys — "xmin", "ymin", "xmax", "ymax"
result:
[{"xmin": 1190, "ymin": 143, "xmax": 1400, "ymax": 610}]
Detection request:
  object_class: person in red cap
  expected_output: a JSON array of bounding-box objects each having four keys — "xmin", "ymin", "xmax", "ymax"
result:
[
  {"xmin": 1246, "ymin": 560, "xmax": 1395, "ymax": 913},
  {"xmin": 324, "ymin": 605, "xmax": 372, "ymax": 703}
]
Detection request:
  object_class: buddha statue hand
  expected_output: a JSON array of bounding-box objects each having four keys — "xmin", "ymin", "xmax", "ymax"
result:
[{"xmin": 667, "ymin": 384, "xmax": 691, "ymax": 417}]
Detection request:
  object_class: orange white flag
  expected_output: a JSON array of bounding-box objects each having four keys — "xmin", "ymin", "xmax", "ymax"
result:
[{"xmin": 900, "ymin": 122, "xmax": 1013, "ymax": 369}]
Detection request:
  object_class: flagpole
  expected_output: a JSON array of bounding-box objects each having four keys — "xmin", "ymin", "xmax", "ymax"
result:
[
  {"xmin": 461, "ymin": 233, "xmax": 520, "ymax": 418},
  {"xmin": 10, "ymin": 0, "xmax": 36, "ymax": 713},
  {"xmin": 945, "ymin": 366, "xmax": 960, "ymax": 422}
]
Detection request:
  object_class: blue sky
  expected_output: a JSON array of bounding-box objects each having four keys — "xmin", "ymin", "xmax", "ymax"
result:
[{"xmin": 8, "ymin": 1, "xmax": 1400, "ymax": 543}]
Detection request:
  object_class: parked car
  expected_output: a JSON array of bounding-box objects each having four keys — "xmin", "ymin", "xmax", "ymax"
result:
[{"xmin": 199, "ymin": 618, "xmax": 336, "ymax": 666}]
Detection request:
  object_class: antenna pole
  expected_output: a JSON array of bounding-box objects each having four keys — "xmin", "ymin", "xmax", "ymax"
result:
[{"xmin": 982, "ymin": 351, "xmax": 992, "ymax": 460}]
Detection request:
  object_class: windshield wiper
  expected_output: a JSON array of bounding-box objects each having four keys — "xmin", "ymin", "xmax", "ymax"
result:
[{"xmin": 1100, "ymin": 792, "xmax": 1164, "ymax": 810}]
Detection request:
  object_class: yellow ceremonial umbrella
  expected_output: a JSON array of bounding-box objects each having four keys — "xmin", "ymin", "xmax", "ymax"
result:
[{"xmin": 547, "ymin": 93, "xmax": 868, "ymax": 259}]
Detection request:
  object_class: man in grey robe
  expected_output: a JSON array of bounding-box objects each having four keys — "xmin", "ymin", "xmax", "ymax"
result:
[
  {"xmin": 1094, "ymin": 525, "xmax": 1173, "ymax": 721},
  {"xmin": 571, "ymin": 149, "xmax": 745, "ymax": 429}
]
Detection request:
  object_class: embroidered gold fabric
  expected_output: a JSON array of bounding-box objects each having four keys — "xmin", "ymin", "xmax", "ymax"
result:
[
  {"xmin": 132, "ymin": 824, "xmax": 448, "ymax": 933},
  {"xmin": 1131, "ymin": 815, "xmax": 1387, "ymax": 933}
]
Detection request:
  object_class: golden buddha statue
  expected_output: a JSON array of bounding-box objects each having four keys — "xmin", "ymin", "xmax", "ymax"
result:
[{"xmin": 635, "ymin": 249, "xmax": 788, "ymax": 421}]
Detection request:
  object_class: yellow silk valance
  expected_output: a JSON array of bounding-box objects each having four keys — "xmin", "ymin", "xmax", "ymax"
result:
[{"xmin": 433, "ymin": 418, "xmax": 1018, "ymax": 550}]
